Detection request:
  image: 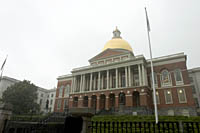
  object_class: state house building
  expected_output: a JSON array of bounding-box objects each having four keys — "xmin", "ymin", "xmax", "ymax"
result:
[{"xmin": 54, "ymin": 28, "xmax": 197, "ymax": 116}]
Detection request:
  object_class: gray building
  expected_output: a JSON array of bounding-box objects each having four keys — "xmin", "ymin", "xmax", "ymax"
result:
[
  {"xmin": 188, "ymin": 67, "xmax": 200, "ymax": 115},
  {"xmin": 0, "ymin": 76, "xmax": 20, "ymax": 99},
  {"xmin": 37, "ymin": 87, "xmax": 56, "ymax": 113}
]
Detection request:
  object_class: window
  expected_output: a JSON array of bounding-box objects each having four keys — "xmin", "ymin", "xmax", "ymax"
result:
[
  {"xmin": 51, "ymin": 94, "xmax": 54, "ymax": 97},
  {"xmin": 164, "ymin": 90, "xmax": 173, "ymax": 104},
  {"xmin": 189, "ymin": 77, "xmax": 193, "ymax": 83},
  {"xmin": 64, "ymin": 84, "xmax": 70, "ymax": 97},
  {"xmin": 59, "ymin": 86, "xmax": 64, "ymax": 98},
  {"xmin": 64, "ymin": 99, "xmax": 68, "ymax": 110},
  {"xmin": 133, "ymin": 74, "xmax": 139, "ymax": 86},
  {"xmin": 106, "ymin": 59, "xmax": 112, "ymax": 64},
  {"xmin": 119, "ymin": 93, "xmax": 126, "ymax": 105},
  {"xmin": 91, "ymin": 62, "xmax": 97, "ymax": 66},
  {"xmin": 152, "ymin": 91, "xmax": 160, "ymax": 104},
  {"xmin": 174, "ymin": 69, "xmax": 183, "ymax": 85},
  {"xmin": 121, "ymin": 56, "xmax": 128, "ymax": 61},
  {"xmin": 192, "ymin": 86, "xmax": 196, "ymax": 93},
  {"xmin": 50, "ymin": 99, "xmax": 53, "ymax": 105},
  {"xmin": 47, "ymin": 95, "xmax": 49, "ymax": 98},
  {"xmin": 194, "ymin": 98, "xmax": 199, "ymax": 108},
  {"xmin": 161, "ymin": 70, "xmax": 171, "ymax": 86},
  {"xmin": 83, "ymin": 96, "xmax": 88, "ymax": 107},
  {"xmin": 57, "ymin": 99, "xmax": 62, "ymax": 110},
  {"xmin": 121, "ymin": 73, "xmax": 126, "ymax": 87},
  {"xmin": 113, "ymin": 58, "xmax": 120, "ymax": 62},
  {"xmin": 98, "ymin": 61, "xmax": 104, "ymax": 65},
  {"xmin": 177, "ymin": 88, "xmax": 187, "ymax": 103},
  {"xmin": 41, "ymin": 93, "xmax": 43, "ymax": 97},
  {"xmin": 39, "ymin": 99, "xmax": 42, "ymax": 105}
]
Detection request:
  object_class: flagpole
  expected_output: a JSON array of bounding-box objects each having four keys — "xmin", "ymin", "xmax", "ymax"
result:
[
  {"xmin": 145, "ymin": 7, "xmax": 158, "ymax": 124},
  {"xmin": 0, "ymin": 55, "xmax": 8, "ymax": 82}
]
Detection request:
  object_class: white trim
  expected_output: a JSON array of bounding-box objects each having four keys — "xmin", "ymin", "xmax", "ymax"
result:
[
  {"xmin": 164, "ymin": 90, "xmax": 173, "ymax": 104},
  {"xmin": 174, "ymin": 69, "xmax": 184, "ymax": 85},
  {"xmin": 177, "ymin": 88, "xmax": 187, "ymax": 103}
]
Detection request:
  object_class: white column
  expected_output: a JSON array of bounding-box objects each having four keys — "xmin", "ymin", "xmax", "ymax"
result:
[
  {"xmin": 80, "ymin": 75, "xmax": 83, "ymax": 92},
  {"xmin": 74, "ymin": 76, "xmax": 77, "ymax": 92},
  {"xmin": 115, "ymin": 68, "xmax": 118, "ymax": 88},
  {"xmin": 144, "ymin": 67, "xmax": 148, "ymax": 85},
  {"xmin": 71, "ymin": 76, "xmax": 73, "ymax": 93},
  {"xmin": 119, "ymin": 71, "xmax": 121, "ymax": 87},
  {"xmin": 98, "ymin": 72, "xmax": 101, "ymax": 90},
  {"xmin": 107, "ymin": 70, "xmax": 109, "ymax": 89},
  {"xmin": 138, "ymin": 64, "xmax": 142, "ymax": 86},
  {"xmin": 101, "ymin": 75, "xmax": 104, "ymax": 89},
  {"xmin": 90, "ymin": 73, "xmax": 93, "ymax": 91},
  {"xmin": 128, "ymin": 66, "xmax": 131, "ymax": 87},
  {"xmin": 82, "ymin": 74, "xmax": 85, "ymax": 92},
  {"xmin": 94, "ymin": 75, "xmax": 96, "ymax": 90},
  {"xmin": 142, "ymin": 64, "xmax": 145, "ymax": 86},
  {"xmin": 125, "ymin": 67, "xmax": 128, "ymax": 87},
  {"xmin": 110, "ymin": 73, "xmax": 112, "ymax": 88}
]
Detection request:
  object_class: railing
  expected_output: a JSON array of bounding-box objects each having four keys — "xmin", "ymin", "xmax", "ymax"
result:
[{"xmin": 89, "ymin": 121, "xmax": 200, "ymax": 133}]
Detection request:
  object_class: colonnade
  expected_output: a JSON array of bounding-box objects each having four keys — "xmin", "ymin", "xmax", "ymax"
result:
[{"xmin": 71, "ymin": 64, "xmax": 148, "ymax": 93}]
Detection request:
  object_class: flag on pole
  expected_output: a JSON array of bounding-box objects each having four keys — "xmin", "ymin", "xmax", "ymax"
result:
[
  {"xmin": 1, "ymin": 55, "xmax": 7, "ymax": 71},
  {"xmin": 145, "ymin": 7, "xmax": 151, "ymax": 32}
]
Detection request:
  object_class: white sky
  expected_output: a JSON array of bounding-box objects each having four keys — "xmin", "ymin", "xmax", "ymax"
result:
[{"xmin": 0, "ymin": 0, "xmax": 200, "ymax": 89}]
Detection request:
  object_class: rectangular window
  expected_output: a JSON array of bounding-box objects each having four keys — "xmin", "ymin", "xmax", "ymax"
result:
[
  {"xmin": 164, "ymin": 90, "xmax": 173, "ymax": 104},
  {"xmin": 51, "ymin": 94, "xmax": 54, "ymax": 97},
  {"xmin": 189, "ymin": 77, "xmax": 193, "ymax": 83},
  {"xmin": 57, "ymin": 99, "xmax": 62, "ymax": 110},
  {"xmin": 39, "ymin": 99, "xmax": 42, "ymax": 105},
  {"xmin": 50, "ymin": 99, "xmax": 53, "ymax": 105},
  {"xmin": 64, "ymin": 99, "xmax": 68, "ymax": 110},
  {"xmin": 192, "ymin": 86, "xmax": 196, "ymax": 93},
  {"xmin": 98, "ymin": 61, "xmax": 104, "ymax": 65},
  {"xmin": 106, "ymin": 59, "xmax": 112, "ymax": 64},
  {"xmin": 177, "ymin": 88, "xmax": 187, "ymax": 103},
  {"xmin": 121, "ymin": 56, "xmax": 128, "ymax": 61},
  {"xmin": 113, "ymin": 58, "xmax": 120, "ymax": 62}
]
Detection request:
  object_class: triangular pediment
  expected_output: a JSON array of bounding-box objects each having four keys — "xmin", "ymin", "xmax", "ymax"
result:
[{"xmin": 89, "ymin": 48, "xmax": 132, "ymax": 62}]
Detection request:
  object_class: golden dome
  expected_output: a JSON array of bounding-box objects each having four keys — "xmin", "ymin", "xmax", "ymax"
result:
[
  {"xmin": 102, "ymin": 27, "xmax": 133, "ymax": 52},
  {"xmin": 103, "ymin": 38, "xmax": 133, "ymax": 52}
]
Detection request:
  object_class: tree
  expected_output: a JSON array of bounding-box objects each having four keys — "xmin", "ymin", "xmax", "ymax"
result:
[{"xmin": 2, "ymin": 80, "xmax": 40, "ymax": 114}]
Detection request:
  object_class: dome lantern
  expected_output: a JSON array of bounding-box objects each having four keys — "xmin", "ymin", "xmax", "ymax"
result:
[
  {"xmin": 102, "ymin": 27, "xmax": 133, "ymax": 52},
  {"xmin": 112, "ymin": 26, "xmax": 121, "ymax": 39}
]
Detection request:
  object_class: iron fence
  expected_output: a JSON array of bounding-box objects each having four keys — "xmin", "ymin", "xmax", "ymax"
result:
[{"xmin": 89, "ymin": 121, "xmax": 200, "ymax": 133}]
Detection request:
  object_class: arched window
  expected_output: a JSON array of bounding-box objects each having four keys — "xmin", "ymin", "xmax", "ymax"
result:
[
  {"xmin": 64, "ymin": 84, "xmax": 70, "ymax": 97},
  {"xmin": 83, "ymin": 96, "xmax": 88, "ymax": 107},
  {"xmin": 59, "ymin": 86, "xmax": 64, "ymax": 97},
  {"xmin": 119, "ymin": 92, "xmax": 126, "ymax": 105},
  {"xmin": 174, "ymin": 69, "xmax": 183, "ymax": 84},
  {"xmin": 161, "ymin": 70, "xmax": 171, "ymax": 86}
]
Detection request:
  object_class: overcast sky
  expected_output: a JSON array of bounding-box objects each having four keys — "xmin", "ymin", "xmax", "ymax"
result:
[{"xmin": 0, "ymin": 0, "xmax": 199, "ymax": 89}]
